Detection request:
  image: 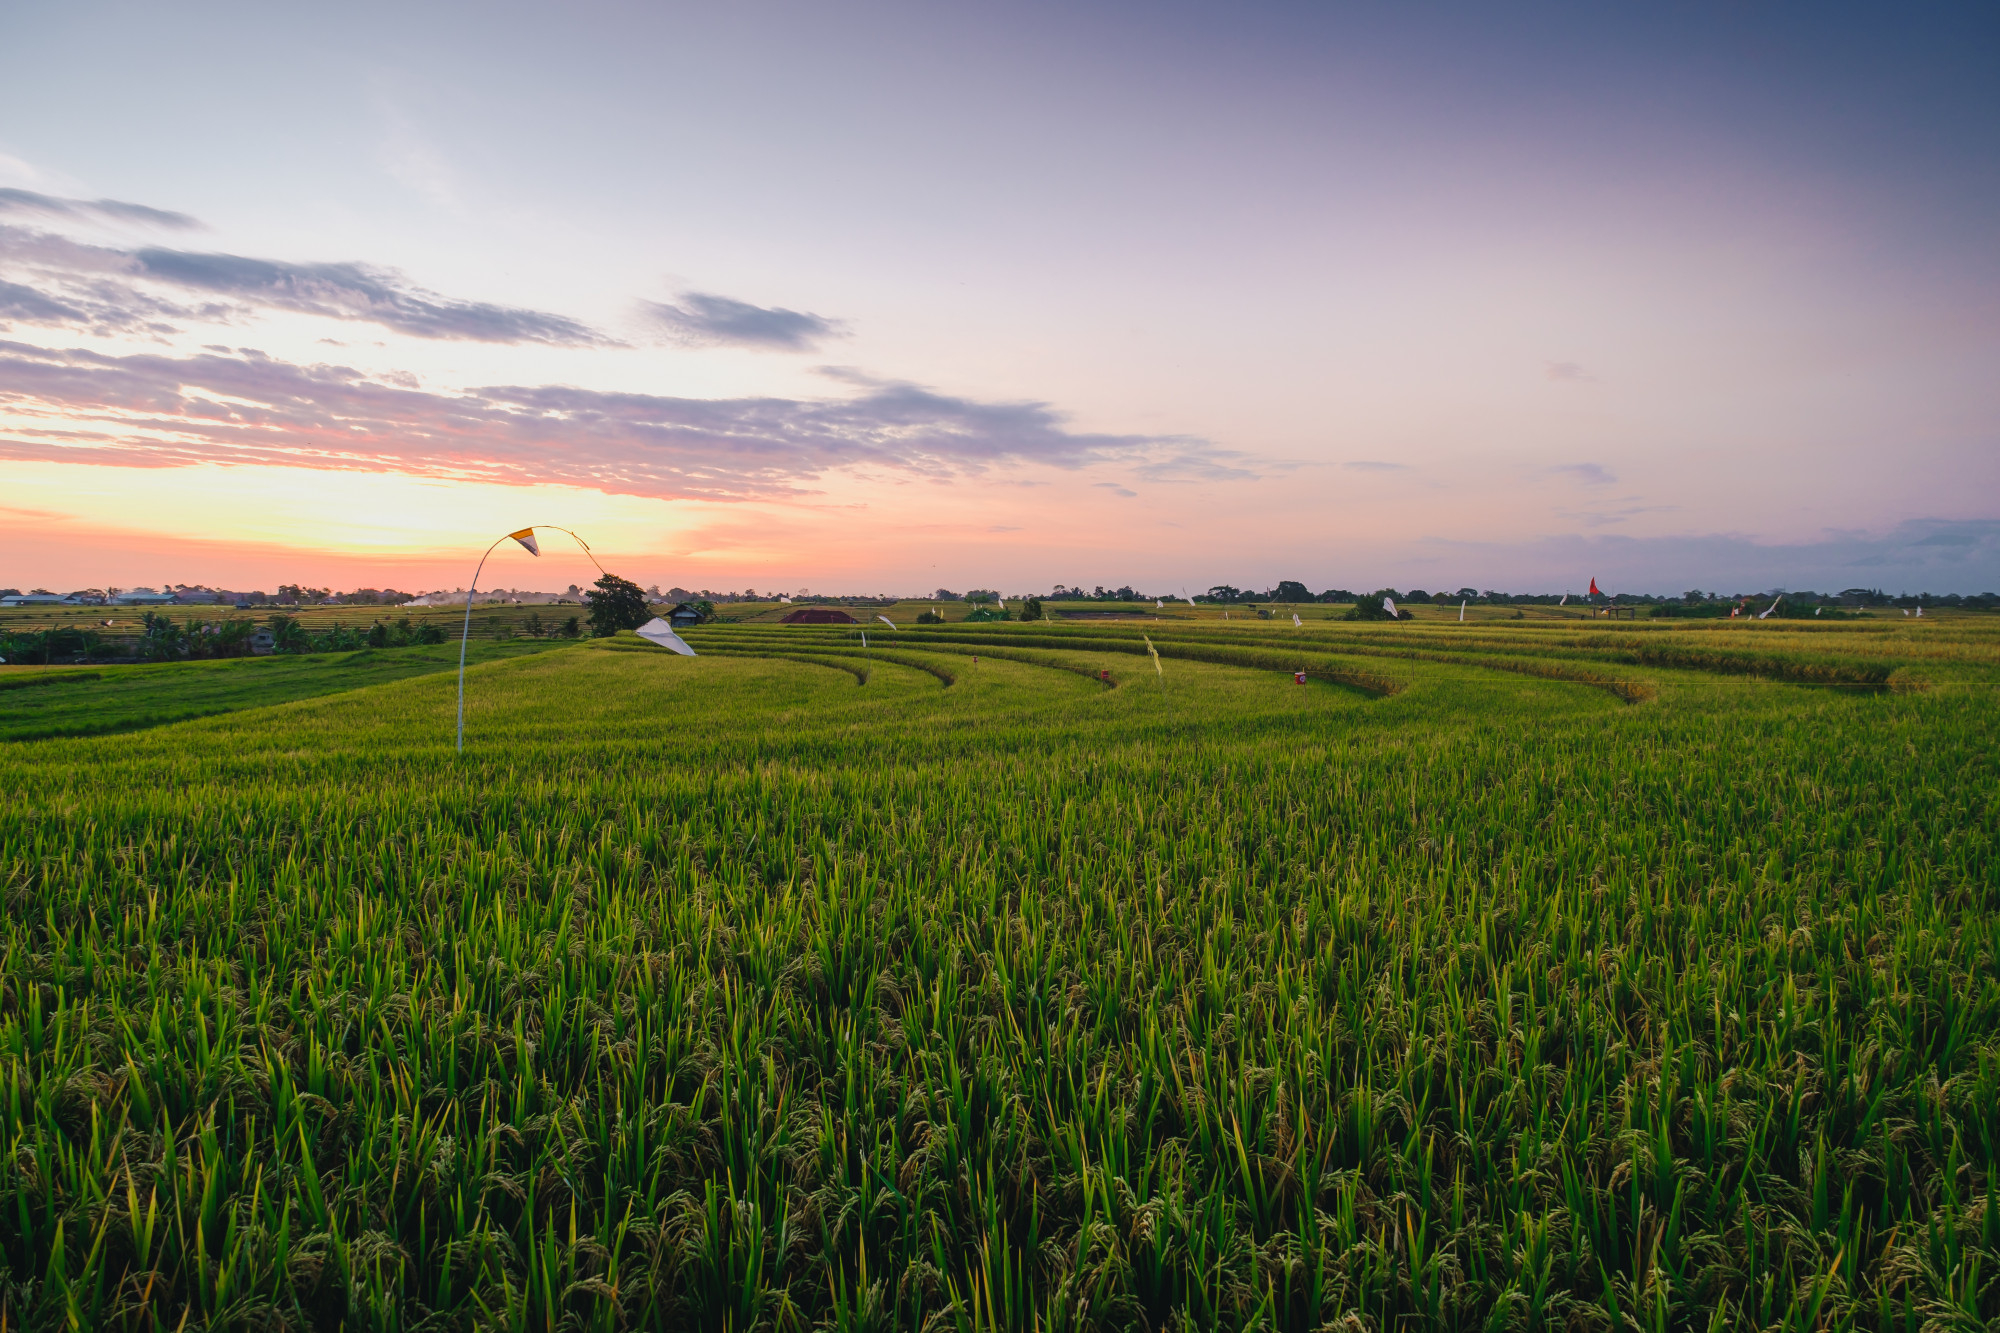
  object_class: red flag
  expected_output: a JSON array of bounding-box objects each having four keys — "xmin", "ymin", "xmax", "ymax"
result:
[{"xmin": 1588, "ymin": 577, "xmax": 1601, "ymax": 596}]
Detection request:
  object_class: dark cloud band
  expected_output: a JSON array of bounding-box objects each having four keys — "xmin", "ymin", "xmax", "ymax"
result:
[
  {"xmin": 0, "ymin": 341, "xmax": 1248, "ymax": 499},
  {"xmin": 0, "ymin": 221, "xmax": 605, "ymax": 345}
]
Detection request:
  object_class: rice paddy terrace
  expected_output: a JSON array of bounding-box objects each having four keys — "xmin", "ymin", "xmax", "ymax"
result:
[{"xmin": 1, "ymin": 617, "xmax": 1996, "ymax": 1330}]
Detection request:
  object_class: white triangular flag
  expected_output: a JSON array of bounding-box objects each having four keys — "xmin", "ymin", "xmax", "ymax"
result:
[
  {"xmin": 1292, "ymin": 612, "xmax": 1301, "ymax": 627},
  {"xmin": 1459, "ymin": 600, "xmax": 1466, "ymax": 622},
  {"xmin": 1916, "ymin": 605, "xmax": 1923, "ymax": 618},
  {"xmin": 1558, "ymin": 593, "xmax": 1567, "ymax": 606},
  {"xmin": 861, "ymin": 630, "xmax": 868, "ymax": 647},
  {"xmin": 1157, "ymin": 599, "xmax": 1164, "ymax": 608},
  {"xmin": 634, "ymin": 617, "xmax": 696, "ymax": 656},
  {"xmin": 877, "ymin": 615, "xmax": 897, "ymax": 629},
  {"xmin": 1383, "ymin": 597, "xmax": 1398, "ymax": 619}
]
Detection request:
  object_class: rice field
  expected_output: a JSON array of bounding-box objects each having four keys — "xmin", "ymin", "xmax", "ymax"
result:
[{"xmin": 1, "ymin": 617, "xmax": 1996, "ymax": 1330}]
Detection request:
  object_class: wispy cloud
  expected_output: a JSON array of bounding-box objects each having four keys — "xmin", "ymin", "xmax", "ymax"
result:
[
  {"xmin": 0, "ymin": 188, "xmax": 200, "ymax": 230},
  {"xmin": 0, "ymin": 341, "xmax": 1249, "ymax": 501},
  {"xmin": 131, "ymin": 248, "xmax": 606, "ymax": 344},
  {"xmin": 1545, "ymin": 361, "xmax": 1596, "ymax": 383},
  {"xmin": 1343, "ymin": 460, "xmax": 1410, "ymax": 473},
  {"xmin": 0, "ymin": 220, "xmax": 606, "ymax": 345},
  {"xmin": 1093, "ymin": 482, "xmax": 1138, "ymax": 497},
  {"xmin": 1551, "ymin": 462, "xmax": 1617, "ymax": 485},
  {"xmin": 641, "ymin": 291, "xmax": 845, "ymax": 351},
  {"xmin": 1420, "ymin": 519, "xmax": 2000, "ymax": 595}
]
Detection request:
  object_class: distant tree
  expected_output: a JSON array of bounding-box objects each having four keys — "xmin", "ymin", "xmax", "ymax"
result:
[
  {"xmin": 916, "ymin": 609, "xmax": 946, "ymax": 625},
  {"xmin": 212, "ymin": 619, "xmax": 255, "ymax": 657},
  {"xmin": 1022, "ymin": 597, "xmax": 1044, "ymax": 622},
  {"xmin": 586, "ymin": 574, "xmax": 651, "ymax": 637},
  {"xmin": 0, "ymin": 589, "xmax": 16, "ymax": 598},
  {"xmin": 138, "ymin": 612, "xmax": 186, "ymax": 661},
  {"xmin": 1345, "ymin": 591, "xmax": 1411, "ymax": 622},
  {"xmin": 965, "ymin": 589, "xmax": 999, "ymax": 604},
  {"xmin": 1207, "ymin": 585, "xmax": 1242, "ymax": 603},
  {"xmin": 267, "ymin": 614, "xmax": 310, "ymax": 654},
  {"xmin": 934, "ymin": 588, "xmax": 962, "ymax": 601},
  {"xmin": 414, "ymin": 621, "xmax": 448, "ymax": 645},
  {"xmin": 1271, "ymin": 581, "xmax": 1312, "ymax": 602}
]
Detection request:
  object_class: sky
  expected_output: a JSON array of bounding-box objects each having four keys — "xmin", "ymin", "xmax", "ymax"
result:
[{"xmin": 2, "ymin": 0, "xmax": 1997, "ymax": 596}]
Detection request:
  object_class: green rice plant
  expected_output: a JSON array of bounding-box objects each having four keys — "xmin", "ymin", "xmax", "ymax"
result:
[{"xmin": 0, "ymin": 621, "xmax": 1994, "ymax": 1329}]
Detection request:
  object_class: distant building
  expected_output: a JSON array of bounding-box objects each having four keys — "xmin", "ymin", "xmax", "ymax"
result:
[
  {"xmin": 668, "ymin": 602, "xmax": 708, "ymax": 628},
  {"xmin": 111, "ymin": 589, "xmax": 177, "ymax": 605},
  {"xmin": 0, "ymin": 593, "xmax": 66, "ymax": 606},
  {"xmin": 780, "ymin": 608, "xmax": 858, "ymax": 624},
  {"xmin": 248, "ymin": 628, "xmax": 277, "ymax": 655}
]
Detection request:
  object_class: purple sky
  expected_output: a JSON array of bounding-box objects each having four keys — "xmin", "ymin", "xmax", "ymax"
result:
[{"xmin": 1, "ymin": 0, "xmax": 1996, "ymax": 594}]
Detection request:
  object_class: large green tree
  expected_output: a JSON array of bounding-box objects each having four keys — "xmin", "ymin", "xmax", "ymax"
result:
[{"xmin": 585, "ymin": 573, "xmax": 651, "ymax": 637}]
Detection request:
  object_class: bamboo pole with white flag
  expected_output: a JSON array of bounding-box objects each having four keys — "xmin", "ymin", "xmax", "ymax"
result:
[{"xmin": 458, "ymin": 526, "xmax": 603, "ymax": 753}]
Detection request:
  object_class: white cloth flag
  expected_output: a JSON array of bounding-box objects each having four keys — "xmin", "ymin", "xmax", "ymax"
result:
[
  {"xmin": 1558, "ymin": 593, "xmax": 1568, "ymax": 606},
  {"xmin": 1759, "ymin": 596, "xmax": 1781, "ymax": 620},
  {"xmin": 877, "ymin": 615, "xmax": 897, "ymax": 629},
  {"xmin": 634, "ymin": 617, "xmax": 696, "ymax": 656},
  {"xmin": 1383, "ymin": 597, "xmax": 1398, "ymax": 618},
  {"xmin": 1293, "ymin": 612, "xmax": 1302, "ymax": 627},
  {"xmin": 1459, "ymin": 600, "xmax": 1466, "ymax": 622}
]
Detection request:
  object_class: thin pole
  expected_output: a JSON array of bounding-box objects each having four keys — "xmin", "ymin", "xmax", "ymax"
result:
[
  {"xmin": 457, "ymin": 535, "xmax": 507, "ymax": 754},
  {"xmin": 456, "ymin": 525, "xmax": 605, "ymax": 754}
]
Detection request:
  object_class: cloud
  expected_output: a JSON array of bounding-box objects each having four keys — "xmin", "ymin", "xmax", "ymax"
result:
[
  {"xmin": 1545, "ymin": 361, "xmax": 1596, "ymax": 383},
  {"xmin": 1551, "ymin": 462, "xmax": 1617, "ymax": 485},
  {"xmin": 1419, "ymin": 519, "xmax": 2000, "ymax": 595},
  {"xmin": 1555, "ymin": 502, "xmax": 1676, "ymax": 528},
  {"xmin": 1343, "ymin": 460, "xmax": 1410, "ymax": 472},
  {"xmin": 0, "ymin": 341, "xmax": 1248, "ymax": 501},
  {"xmin": 0, "ymin": 188, "xmax": 200, "ymax": 230},
  {"xmin": 0, "ymin": 279, "xmax": 88, "ymax": 325},
  {"xmin": 0, "ymin": 220, "xmax": 605, "ymax": 345},
  {"xmin": 129, "ymin": 249, "xmax": 606, "ymax": 344},
  {"xmin": 1093, "ymin": 482, "xmax": 1139, "ymax": 498},
  {"xmin": 641, "ymin": 291, "xmax": 845, "ymax": 351}
]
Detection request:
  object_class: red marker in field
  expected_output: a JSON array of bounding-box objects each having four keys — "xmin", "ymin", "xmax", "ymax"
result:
[{"xmin": 1294, "ymin": 671, "xmax": 1307, "ymax": 684}]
